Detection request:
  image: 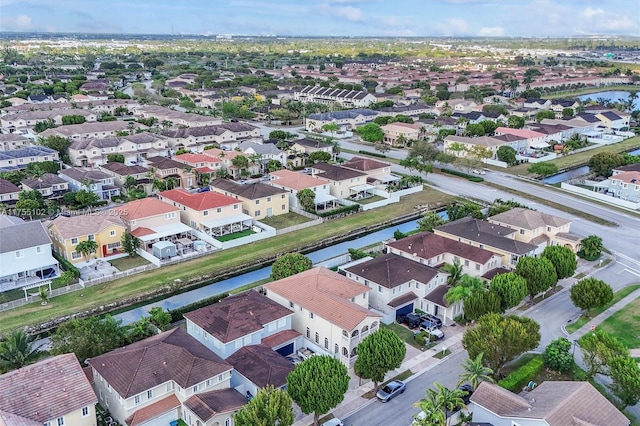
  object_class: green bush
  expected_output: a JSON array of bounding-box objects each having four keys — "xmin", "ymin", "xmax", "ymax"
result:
[
  {"xmin": 498, "ymin": 355, "xmax": 544, "ymax": 392},
  {"xmin": 358, "ymin": 150, "xmax": 387, "ymax": 158},
  {"xmin": 468, "ymin": 177, "xmax": 484, "ymax": 182},
  {"xmin": 52, "ymin": 251, "xmax": 80, "ymax": 279},
  {"xmin": 316, "ymin": 204, "xmax": 360, "ymax": 218},
  {"xmin": 440, "ymin": 168, "xmax": 484, "ymax": 182},
  {"xmin": 168, "ymin": 293, "xmax": 229, "ymax": 322}
]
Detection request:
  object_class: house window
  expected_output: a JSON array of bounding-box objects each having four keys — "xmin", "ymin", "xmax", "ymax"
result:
[
  {"xmin": 234, "ymin": 204, "xmax": 239, "ymax": 209},
  {"xmin": 204, "ymin": 210, "xmax": 209, "ymax": 216},
  {"xmin": 289, "ymin": 301, "xmax": 294, "ymax": 308},
  {"xmin": 256, "ymin": 199, "xmax": 260, "ymax": 205},
  {"xmin": 255, "ymin": 210, "xmax": 261, "ymax": 216},
  {"xmin": 193, "ymin": 384, "xmax": 198, "ymax": 392},
  {"xmin": 464, "ymin": 260, "xmax": 469, "ymax": 267},
  {"xmin": 88, "ymin": 234, "xmax": 95, "ymax": 241},
  {"xmin": 310, "ymin": 312, "xmax": 314, "ymax": 319},
  {"xmin": 306, "ymin": 327, "xmax": 310, "ymax": 338},
  {"xmin": 519, "ymin": 229, "xmax": 525, "ymax": 235},
  {"xmin": 315, "ymin": 332, "xmax": 319, "ymax": 344},
  {"xmin": 267, "ymin": 197, "xmax": 271, "ymax": 202},
  {"xmin": 147, "ymin": 389, "xmax": 153, "ymax": 399},
  {"xmin": 134, "ymin": 395, "xmax": 141, "ymax": 405},
  {"xmin": 72, "ymin": 251, "xmax": 82, "ymax": 260},
  {"xmin": 282, "ymin": 204, "xmax": 286, "ymax": 210},
  {"xmin": 56, "ymin": 418, "xmax": 65, "ymax": 426},
  {"xmin": 217, "ymin": 208, "xmax": 222, "ymax": 213},
  {"xmin": 82, "ymin": 406, "xmax": 90, "ymax": 417},
  {"xmin": 166, "ymin": 382, "xmax": 174, "ymax": 392},
  {"xmin": 475, "ymin": 264, "xmax": 480, "ymax": 271},
  {"xmin": 219, "ymin": 374, "xmax": 224, "ymax": 381},
  {"xmin": 71, "ymin": 237, "xmax": 78, "ymax": 245},
  {"xmin": 110, "ymin": 230, "xmax": 116, "ymax": 237},
  {"xmin": 36, "ymin": 246, "xmax": 42, "ymax": 254},
  {"xmin": 225, "ymin": 418, "xmax": 231, "ymax": 426},
  {"xmin": 15, "ymin": 250, "xmax": 23, "ymax": 258},
  {"xmin": 324, "ymin": 337, "xmax": 329, "ymax": 349},
  {"xmin": 378, "ymin": 285, "xmax": 382, "ymax": 293}
]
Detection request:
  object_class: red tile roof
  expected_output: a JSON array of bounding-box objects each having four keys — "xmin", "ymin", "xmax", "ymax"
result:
[
  {"xmin": 130, "ymin": 226, "xmax": 155, "ymax": 237},
  {"xmin": 261, "ymin": 329, "xmax": 301, "ymax": 349},
  {"xmin": 159, "ymin": 188, "xmax": 239, "ymax": 211},
  {"xmin": 386, "ymin": 231, "xmax": 496, "ymax": 264},
  {"xmin": 125, "ymin": 394, "xmax": 180, "ymax": 426},
  {"xmin": 0, "ymin": 353, "xmax": 97, "ymax": 424},
  {"xmin": 117, "ymin": 197, "xmax": 179, "ymax": 221},
  {"xmin": 183, "ymin": 388, "xmax": 247, "ymax": 423}
]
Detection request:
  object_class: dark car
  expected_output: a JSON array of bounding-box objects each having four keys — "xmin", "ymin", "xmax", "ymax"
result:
[
  {"xmin": 420, "ymin": 313, "xmax": 443, "ymax": 328},
  {"xmin": 376, "ymin": 380, "xmax": 406, "ymax": 402},
  {"xmin": 398, "ymin": 313, "xmax": 421, "ymax": 329},
  {"xmin": 457, "ymin": 384, "xmax": 473, "ymax": 404}
]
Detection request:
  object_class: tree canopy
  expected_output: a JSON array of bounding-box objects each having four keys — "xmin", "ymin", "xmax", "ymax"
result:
[
  {"xmin": 496, "ymin": 146, "xmax": 517, "ymax": 166},
  {"xmin": 515, "ymin": 256, "xmax": 557, "ymax": 300},
  {"xmin": 354, "ymin": 328, "xmax": 406, "ymax": 390},
  {"xmin": 355, "ymin": 122, "xmax": 384, "ymax": 143},
  {"xmin": 527, "ymin": 162, "xmax": 559, "ymax": 178},
  {"xmin": 296, "ymin": 188, "xmax": 316, "ymax": 212},
  {"xmin": 0, "ymin": 330, "xmax": 39, "ymax": 373},
  {"xmin": 541, "ymin": 245, "xmax": 577, "ymax": 280},
  {"xmin": 463, "ymin": 290, "xmax": 502, "ymax": 321},
  {"xmin": 489, "ymin": 272, "xmax": 528, "ymax": 311},
  {"xmin": 270, "ymin": 253, "xmax": 313, "ymax": 280},
  {"xmin": 569, "ymin": 278, "xmax": 613, "ymax": 317},
  {"xmin": 50, "ymin": 315, "xmax": 126, "ymax": 362},
  {"xmin": 287, "ymin": 355, "xmax": 349, "ymax": 426},
  {"xmin": 234, "ymin": 385, "xmax": 294, "ymax": 426},
  {"xmin": 543, "ymin": 337, "xmax": 574, "ymax": 372},
  {"xmin": 588, "ymin": 152, "xmax": 625, "ymax": 177}
]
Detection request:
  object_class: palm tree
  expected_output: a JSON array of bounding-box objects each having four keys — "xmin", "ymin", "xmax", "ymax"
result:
[
  {"xmin": 0, "ymin": 330, "xmax": 39, "ymax": 372},
  {"xmin": 458, "ymin": 353, "xmax": 495, "ymax": 390},
  {"xmin": 38, "ymin": 286, "xmax": 49, "ymax": 305},
  {"xmin": 581, "ymin": 235, "xmax": 603, "ymax": 258},
  {"xmin": 433, "ymin": 383, "xmax": 467, "ymax": 426},
  {"xmin": 165, "ymin": 176, "xmax": 180, "ymax": 190},
  {"xmin": 442, "ymin": 259, "xmax": 463, "ymax": 286},
  {"xmin": 414, "ymin": 388, "xmax": 446, "ymax": 426},
  {"xmin": 444, "ymin": 275, "xmax": 486, "ymax": 304},
  {"xmin": 76, "ymin": 239, "xmax": 98, "ymax": 260}
]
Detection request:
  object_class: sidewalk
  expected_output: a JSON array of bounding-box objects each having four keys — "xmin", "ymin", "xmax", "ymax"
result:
[{"xmin": 293, "ymin": 329, "xmax": 466, "ymax": 426}]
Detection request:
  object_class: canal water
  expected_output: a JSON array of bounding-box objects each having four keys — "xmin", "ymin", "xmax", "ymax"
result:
[
  {"xmin": 577, "ymin": 91, "xmax": 639, "ymax": 109},
  {"xmin": 116, "ymin": 218, "xmax": 425, "ymax": 324},
  {"xmin": 543, "ymin": 148, "xmax": 640, "ymax": 184}
]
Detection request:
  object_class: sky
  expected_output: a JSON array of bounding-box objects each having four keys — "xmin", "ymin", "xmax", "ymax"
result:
[{"xmin": 1, "ymin": 0, "xmax": 639, "ymax": 37}]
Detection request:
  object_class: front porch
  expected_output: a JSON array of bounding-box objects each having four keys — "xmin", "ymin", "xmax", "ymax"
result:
[{"xmin": 201, "ymin": 213, "xmax": 254, "ymax": 237}]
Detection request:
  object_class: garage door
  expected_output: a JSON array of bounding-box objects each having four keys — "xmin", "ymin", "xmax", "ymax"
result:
[
  {"xmin": 395, "ymin": 303, "xmax": 413, "ymax": 319},
  {"xmin": 276, "ymin": 342, "xmax": 294, "ymax": 356}
]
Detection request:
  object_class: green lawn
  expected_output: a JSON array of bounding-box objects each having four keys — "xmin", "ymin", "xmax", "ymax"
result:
[
  {"xmin": 259, "ymin": 212, "xmax": 313, "ymax": 229},
  {"xmin": 109, "ymin": 255, "xmax": 151, "ymax": 271},
  {"xmin": 542, "ymin": 85, "xmax": 640, "ymax": 99},
  {"xmin": 598, "ymin": 292, "xmax": 640, "ymax": 349},
  {"xmin": 382, "ymin": 322, "xmax": 429, "ymax": 350},
  {"xmin": 566, "ymin": 284, "xmax": 640, "ymax": 334},
  {"xmin": 358, "ymin": 195, "xmax": 386, "ymax": 204},
  {"xmin": 216, "ymin": 229, "xmax": 255, "ymax": 242},
  {"xmin": 0, "ymin": 188, "xmax": 455, "ymax": 336}
]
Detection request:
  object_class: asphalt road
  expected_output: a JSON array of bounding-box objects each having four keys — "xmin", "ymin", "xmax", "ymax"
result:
[{"xmin": 343, "ymin": 351, "xmax": 468, "ymax": 426}]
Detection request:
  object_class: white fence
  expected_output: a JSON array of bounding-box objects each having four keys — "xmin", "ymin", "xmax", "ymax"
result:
[
  {"xmin": 560, "ymin": 183, "xmax": 640, "ymax": 210},
  {"xmin": 276, "ymin": 218, "xmax": 324, "ymax": 235},
  {"xmin": 516, "ymin": 152, "xmax": 558, "ymax": 164},
  {"xmin": 485, "ymin": 158, "xmax": 508, "ymax": 168},
  {"xmin": 586, "ymin": 134, "xmax": 624, "ymax": 145},
  {"xmin": 359, "ymin": 185, "xmax": 424, "ymax": 211}
]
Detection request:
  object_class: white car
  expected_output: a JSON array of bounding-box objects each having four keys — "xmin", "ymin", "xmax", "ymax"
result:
[
  {"xmin": 321, "ymin": 418, "xmax": 344, "ymax": 426},
  {"xmin": 472, "ymin": 169, "xmax": 486, "ymax": 175}
]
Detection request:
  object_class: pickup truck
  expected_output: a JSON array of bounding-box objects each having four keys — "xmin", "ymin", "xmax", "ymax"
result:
[
  {"xmin": 417, "ymin": 320, "xmax": 445, "ymax": 341},
  {"xmin": 297, "ymin": 348, "xmax": 317, "ymax": 360}
]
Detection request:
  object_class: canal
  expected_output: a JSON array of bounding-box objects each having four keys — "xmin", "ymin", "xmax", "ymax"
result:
[{"xmin": 543, "ymin": 147, "xmax": 640, "ymax": 184}]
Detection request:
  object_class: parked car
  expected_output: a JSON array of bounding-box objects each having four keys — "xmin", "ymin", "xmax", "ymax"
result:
[
  {"xmin": 285, "ymin": 354, "xmax": 304, "ymax": 364},
  {"xmin": 420, "ymin": 314, "xmax": 442, "ymax": 328},
  {"xmin": 398, "ymin": 313, "xmax": 421, "ymax": 329},
  {"xmin": 416, "ymin": 321, "xmax": 445, "ymax": 341},
  {"xmin": 376, "ymin": 380, "xmax": 406, "ymax": 402},
  {"xmin": 472, "ymin": 169, "xmax": 486, "ymax": 175},
  {"xmin": 321, "ymin": 418, "xmax": 344, "ymax": 426},
  {"xmin": 457, "ymin": 384, "xmax": 473, "ymax": 404}
]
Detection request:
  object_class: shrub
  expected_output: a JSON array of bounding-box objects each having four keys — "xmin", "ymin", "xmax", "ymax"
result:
[
  {"xmin": 315, "ymin": 204, "xmax": 360, "ymax": 218},
  {"xmin": 440, "ymin": 168, "xmax": 484, "ymax": 182},
  {"xmin": 52, "ymin": 251, "xmax": 80, "ymax": 278},
  {"xmin": 168, "ymin": 293, "xmax": 228, "ymax": 322},
  {"xmin": 358, "ymin": 150, "xmax": 387, "ymax": 158},
  {"xmin": 543, "ymin": 337, "xmax": 574, "ymax": 372},
  {"xmin": 498, "ymin": 355, "xmax": 544, "ymax": 392}
]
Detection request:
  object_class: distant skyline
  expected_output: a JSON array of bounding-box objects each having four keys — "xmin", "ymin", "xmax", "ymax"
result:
[{"xmin": 1, "ymin": 0, "xmax": 639, "ymax": 38}]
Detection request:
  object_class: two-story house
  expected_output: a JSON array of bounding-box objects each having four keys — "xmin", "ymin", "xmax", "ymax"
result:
[
  {"xmin": 237, "ymin": 141, "xmax": 287, "ymax": 171},
  {"xmin": 381, "ymin": 122, "xmax": 422, "ymax": 146},
  {"xmin": 98, "ymin": 162, "xmax": 153, "ymax": 195},
  {"xmin": 0, "ymin": 146, "xmax": 60, "ymax": 172},
  {"xmin": 158, "ymin": 188, "xmax": 249, "ymax": 238},
  {"xmin": 385, "ymin": 231, "xmax": 503, "ymax": 279},
  {"xmin": 264, "ymin": 267, "xmax": 382, "ymax": 367},
  {"xmin": 305, "ymin": 109, "xmax": 378, "ymax": 132},
  {"xmin": 21, "ymin": 173, "xmax": 69, "ymax": 199},
  {"xmin": 0, "ymin": 133, "xmax": 30, "ymax": 151},
  {"xmin": 48, "ymin": 213, "xmax": 126, "ymax": 263},
  {"xmin": 0, "ymin": 215, "xmax": 60, "ymax": 291},
  {"xmin": 595, "ymin": 111, "xmax": 631, "ymax": 132},
  {"xmin": 0, "ymin": 178, "xmax": 21, "ymax": 205},
  {"xmin": 88, "ymin": 328, "xmax": 245, "ymax": 426},
  {"xmin": 340, "ymin": 156, "xmax": 396, "ymax": 186},
  {"xmin": 0, "ymin": 353, "xmax": 98, "ymax": 426},
  {"xmin": 209, "ymin": 179, "xmax": 289, "ymax": 219},
  {"xmin": 184, "ymin": 290, "xmax": 297, "ymax": 359},
  {"xmin": 173, "ymin": 152, "xmax": 222, "ymax": 176},
  {"xmin": 68, "ymin": 133, "xmax": 171, "ymax": 167},
  {"xmin": 59, "ymin": 167, "xmax": 120, "ymax": 200},
  {"xmin": 488, "ymin": 207, "xmax": 581, "ymax": 252},
  {"xmin": 40, "ymin": 121, "xmax": 145, "ymax": 141},
  {"xmin": 434, "ymin": 217, "xmax": 539, "ymax": 269},
  {"xmin": 267, "ymin": 169, "xmax": 336, "ymax": 211},
  {"xmin": 146, "ymin": 156, "xmax": 195, "ymax": 188},
  {"xmin": 310, "ymin": 162, "xmax": 369, "ymax": 200},
  {"xmin": 343, "ymin": 253, "xmax": 451, "ymax": 324}
]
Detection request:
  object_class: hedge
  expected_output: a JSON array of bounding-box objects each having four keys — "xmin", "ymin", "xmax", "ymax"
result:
[
  {"xmin": 358, "ymin": 150, "xmax": 387, "ymax": 158},
  {"xmin": 52, "ymin": 251, "xmax": 80, "ymax": 279},
  {"xmin": 439, "ymin": 168, "xmax": 484, "ymax": 182},
  {"xmin": 498, "ymin": 355, "xmax": 544, "ymax": 392},
  {"xmin": 315, "ymin": 204, "xmax": 361, "ymax": 218},
  {"xmin": 168, "ymin": 292, "xmax": 229, "ymax": 323}
]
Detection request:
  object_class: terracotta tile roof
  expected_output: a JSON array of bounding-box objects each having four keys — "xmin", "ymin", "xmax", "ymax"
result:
[
  {"xmin": 130, "ymin": 227, "xmax": 155, "ymax": 237},
  {"xmin": 0, "ymin": 353, "xmax": 97, "ymax": 424},
  {"xmin": 261, "ymin": 329, "xmax": 301, "ymax": 349},
  {"xmin": 125, "ymin": 394, "xmax": 180, "ymax": 426},
  {"xmin": 89, "ymin": 328, "xmax": 231, "ymax": 398},
  {"xmin": 183, "ymin": 388, "xmax": 247, "ymax": 423},
  {"xmin": 345, "ymin": 253, "xmax": 440, "ymax": 288},
  {"xmin": 0, "ymin": 410, "xmax": 40, "ymax": 426},
  {"xmin": 184, "ymin": 291, "xmax": 293, "ymax": 344},
  {"xmin": 49, "ymin": 213, "xmax": 125, "ymax": 239},
  {"xmin": 311, "ymin": 162, "xmax": 367, "ymax": 182},
  {"xmin": 489, "ymin": 207, "xmax": 570, "ymax": 230},
  {"xmin": 495, "ymin": 126, "xmax": 545, "ymax": 139},
  {"xmin": 387, "ymin": 291, "xmax": 418, "ymax": 308},
  {"xmin": 175, "ymin": 153, "xmax": 221, "ymax": 165},
  {"xmin": 435, "ymin": 217, "xmax": 538, "ymax": 256},
  {"xmin": 264, "ymin": 267, "xmax": 380, "ymax": 331},
  {"xmin": 610, "ymin": 171, "xmax": 640, "ymax": 184},
  {"xmin": 471, "ymin": 381, "xmax": 629, "ymax": 426},
  {"xmin": 226, "ymin": 345, "xmax": 294, "ymax": 389},
  {"xmin": 269, "ymin": 169, "xmax": 328, "ymax": 191},
  {"xmin": 210, "ymin": 178, "xmax": 288, "ymax": 200},
  {"xmin": 159, "ymin": 188, "xmax": 239, "ymax": 211},
  {"xmin": 341, "ymin": 156, "xmax": 390, "ymax": 172},
  {"xmin": 386, "ymin": 231, "xmax": 497, "ymax": 264},
  {"xmin": 117, "ymin": 197, "xmax": 179, "ymax": 221}
]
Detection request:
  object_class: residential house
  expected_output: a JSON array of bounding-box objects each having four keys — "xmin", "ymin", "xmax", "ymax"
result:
[
  {"xmin": 436, "ymin": 99, "xmax": 477, "ymax": 114},
  {"xmin": 0, "ymin": 109, "xmax": 97, "ymax": 132},
  {"xmin": 68, "ymin": 133, "xmax": 171, "ymax": 167},
  {"xmin": 434, "ymin": 217, "xmax": 539, "ymax": 269},
  {"xmin": 88, "ymin": 328, "xmax": 243, "ymax": 426},
  {"xmin": 523, "ymin": 98, "xmax": 552, "ymax": 109},
  {"xmin": 385, "ymin": 231, "xmax": 503, "ymax": 278},
  {"xmin": 305, "ymin": 108, "xmax": 378, "ymax": 132},
  {"xmin": 0, "ymin": 353, "xmax": 98, "ymax": 426},
  {"xmin": 381, "ymin": 122, "xmax": 423, "ymax": 146},
  {"xmin": 488, "ymin": 207, "xmax": 581, "ymax": 252},
  {"xmin": 494, "ymin": 127, "xmax": 549, "ymax": 151},
  {"xmin": 134, "ymin": 105, "xmax": 222, "ymax": 127},
  {"xmin": 98, "ymin": 162, "xmax": 153, "ymax": 195},
  {"xmin": 158, "ymin": 188, "xmax": 248, "ymax": 238},
  {"xmin": 199, "ymin": 149, "xmax": 260, "ymax": 180},
  {"xmin": 27, "ymin": 94, "xmax": 51, "ymax": 104},
  {"xmin": 267, "ymin": 169, "xmax": 336, "ymax": 210},
  {"xmin": 376, "ymin": 103, "xmax": 431, "ymax": 117},
  {"xmin": 39, "ymin": 121, "xmax": 145, "ymax": 141},
  {"xmin": 444, "ymin": 134, "xmax": 528, "ymax": 160},
  {"xmin": 237, "ymin": 141, "xmax": 287, "ymax": 171},
  {"xmin": 598, "ymin": 170, "xmax": 640, "ymax": 203},
  {"xmin": 340, "ymin": 156, "xmax": 397, "ymax": 186},
  {"xmin": 264, "ymin": 267, "xmax": 382, "ymax": 367},
  {"xmin": 0, "ymin": 178, "xmax": 21, "ymax": 205},
  {"xmin": 209, "ymin": 179, "xmax": 289, "ymax": 220},
  {"xmin": 146, "ymin": 156, "xmax": 195, "ymax": 188},
  {"xmin": 174, "ymin": 152, "xmax": 223, "ymax": 177},
  {"xmin": 21, "ymin": 172, "xmax": 69, "ymax": 199},
  {"xmin": 226, "ymin": 345, "xmax": 294, "ymax": 399},
  {"xmin": 161, "ymin": 123, "xmax": 261, "ymax": 152},
  {"xmin": 470, "ymin": 381, "xmax": 629, "ymax": 426},
  {"xmin": 451, "ymin": 111, "xmax": 486, "ymax": 125},
  {"xmin": 294, "ymin": 85, "xmax": 377, "ymax": 107},
  {"xmin": 343, "ymin": 253, "xmax": 451, "ymax": 324},
  {"xmin": 550, "ymin": 99, "xmax": 580, "ymax": 115},
  {"xmin": 595, "ymin": 111, "xmax": 631, "ymax": 131},
  {"xmin": 59, "ymin": 167, "xmax": 120, "ymax": 200},
  {"xmin": 48, "ymin": 213, "xmax": 126, "ymax": 263},
  {"xmin": 310, "ymin": 162, "xmax": 369, "ymax": 200},
  {"xmin": 0, "ymin": 215, "xmax": 60, "ymax": 292},
  {"xmin": 527, "ymin": 122, "xmax": 573, "ymax": 143},
  {"xmin": 184, "ymin": 290, "xmax": 296, "ymax": 359},
  {"xmin": 0, "ymin": 133, "xmax": 30, "ymax": 151},
  {"xmin": 289, "ymin": 138, "xmax": 334, "ymax": 156},
  {"xmin": 0, "ymin": 146, "xmax": 60, "ymax": 172}
]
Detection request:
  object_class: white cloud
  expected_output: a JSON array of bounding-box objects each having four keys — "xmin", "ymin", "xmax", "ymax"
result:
[
  {"xmin": 478, "ymin": 26, "xmax": 504, "ymax": 36},
  {"xmin": 433, "ymin": 18, "xmax": 470, "ymax": 35},
  {"xmin": 582, "ymin": 7, "xmax": 604, "ymax": 19},
  {"xmin": 0, "ymin": 14, "xmax": 34, "ymax": 31},
  {"xmin": 317, "ymin": 3, "xmax": 364, "ymax": 21}
]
